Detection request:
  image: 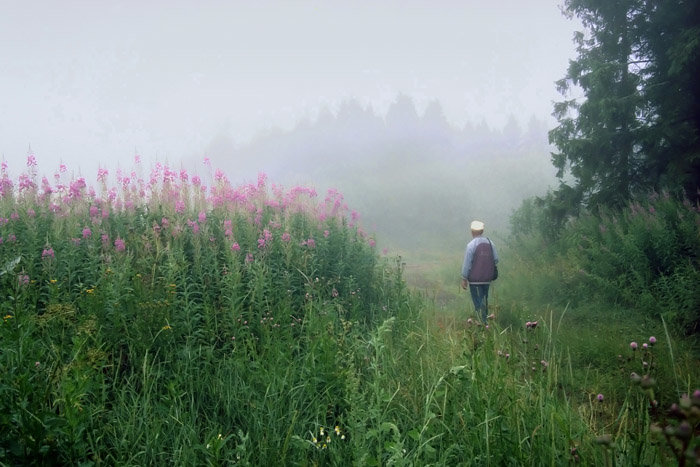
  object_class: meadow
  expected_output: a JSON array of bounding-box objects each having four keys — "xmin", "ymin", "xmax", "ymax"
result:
[{"xmin": 1, "ymin": 156, "xmax": 698, "ymax": 465}]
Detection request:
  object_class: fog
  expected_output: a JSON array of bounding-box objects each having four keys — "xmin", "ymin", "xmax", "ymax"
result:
[{"xmin": 0, "ymin": 1, "xmax": 579, "ymax": 250}]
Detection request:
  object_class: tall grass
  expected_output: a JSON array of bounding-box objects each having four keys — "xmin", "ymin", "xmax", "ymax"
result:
[{"xmin": 1, "ymin": 156, "xmax": 698, "ymax": 465}]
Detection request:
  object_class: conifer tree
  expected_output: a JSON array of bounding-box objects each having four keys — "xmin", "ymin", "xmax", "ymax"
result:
[{"xmin": 548, "ymin": 0, "xmax": 700, "ymax": 223}]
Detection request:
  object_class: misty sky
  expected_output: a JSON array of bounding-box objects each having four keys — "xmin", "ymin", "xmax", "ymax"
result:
[{"xmin": 0, "ymin": 1, "xmax": 579, "ymax": 177}]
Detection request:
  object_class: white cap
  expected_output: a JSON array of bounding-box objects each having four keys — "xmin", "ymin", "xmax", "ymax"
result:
[{"xmin": 470, "ymin": 220, "xmax": 485, "ymax": 231}]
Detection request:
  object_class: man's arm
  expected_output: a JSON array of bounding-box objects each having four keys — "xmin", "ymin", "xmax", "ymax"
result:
[{"xmin": 461, "ymin": 243, "xmax": 474, "ymax": 289}]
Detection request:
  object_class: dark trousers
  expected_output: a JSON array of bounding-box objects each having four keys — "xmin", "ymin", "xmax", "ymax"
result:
[{"xmin": 469, "ymin": 284, "xmax": 490, "ymax": 322}]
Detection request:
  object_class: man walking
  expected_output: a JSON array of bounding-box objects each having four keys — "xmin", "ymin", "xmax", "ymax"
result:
[{"xmin": 461, "ymin": 220, "xmax": 499, "ymax": 322}]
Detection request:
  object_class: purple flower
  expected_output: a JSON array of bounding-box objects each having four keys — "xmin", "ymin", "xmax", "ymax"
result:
[
  {"xmin": 597, "ymin": 393, "xmax": 604, "ymax": 402},
  {"xmin": 648, "ymin": 336, "xmax": 656, "ymax": 345},
  {"xmin": 231, "ymin": 242, "xmax": 240, "ymax": 252},
  {"xmin": 114, "ymin": 238, "xmax": 125, "ymax": 252},
  {"xmin": 42, "ymin": 248, "xmax": 55, "ymax": 259},
  {"xmin": 175, "ymin": 200, "xmax": 185, "ymax": 214},
  {"xmin": 630, "ymin": 341, "xmax": 638, "ymax": 351},
  {"xmin": 82, "ymin": 227, "xmax": 92, "ymax": 239},
  {"xmin": 306, "ymin": 238, "xmax": 316, "ymax": 248}
]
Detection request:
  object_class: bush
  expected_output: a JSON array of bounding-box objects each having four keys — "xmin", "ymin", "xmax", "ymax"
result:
[{"xmin": 510, "ymin": 191, "xmax": 700, "ymax": 333}]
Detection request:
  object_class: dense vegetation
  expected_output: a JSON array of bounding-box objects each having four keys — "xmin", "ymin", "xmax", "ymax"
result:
[
  {"xmin": 547, "ymin": 0, "xmax": 700, "ymax": 227},
  {"xmin": 1, "ymin": 159, "xmax": 698, "ymax": 465}
]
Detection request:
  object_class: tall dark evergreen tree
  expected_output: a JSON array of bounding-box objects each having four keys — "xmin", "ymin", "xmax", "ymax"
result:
[{"xmin": 548, "ymin": 0, "xmax": 700, "ymax": 219}]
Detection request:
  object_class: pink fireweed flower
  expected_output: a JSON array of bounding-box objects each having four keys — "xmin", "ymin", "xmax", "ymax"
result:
[
  {"xmin": 27, "ymin": 154, "xmax": 37, "ymax": 167},
  {"xmin": 263, "ymin": 229, "xmax": 272, "ymax": 241},
  {"xmin": 368, "ymin": 239, "xmax": 376, "ymax": 247},
  {"xmin": 8, "ymin": 234, "xmax": 16, "ymax": 243},
  {"xmin": 10, "ymin": 212, "xmax": 19, "ymax": 221},
  {"xmin": 114, "ymin": 238, "xmax": 125, "ymax": 252},
  {"xmin": 101, "ymin": 233, "xmax": 109, "ymax": 245},
  {"xmin": 82, "ymin": 227, "xmax": 92, "ymax": 239},
  {"xmin": 89, "ymin": 205, "xmax": 99, "ymax": 217},
  {"xmin": 198, "ymin": 211, "xmax": 206, "ymax": 223},
  {"xmin": 245, "ymin": 253, "xmax": 254, "ymax": 263},
  {"xmin": 175, "ymin": 200, "xmax": 185, "ymax": 214},
  {"xmin": 18, "ymin": 274, "xmax": 29, "ymax": 286},
  {"xmin": 97, "ymin": 168, "xmax": 109, "ymax": 182},
  {"xmin": 257, "ymin": 238, "xmax": 266, "ymax": 249},
  {"xmin": 42, "ymin": 248, "xmax": 55, "ymax": 259},
  {"xmin": 324, "ymin": 230, "xmax": 330, "ymax": 238},
  {"xmin": 305, "ymin": 238, "xmax": 316, "ymax": 248},
  {"xmin": 630, "ymin": 341, "xmax": 638, "ymax": 350},
  {"xmin": 231, "ymin": 242, "xmax": 240, "ymax": 252},
  {"xmin": 27, "ymin": 208, "xmax": 35, "ymax": 218},
  {"xmin": 281, "ymin": 232, "xmax": 291, "ymax": 243}
]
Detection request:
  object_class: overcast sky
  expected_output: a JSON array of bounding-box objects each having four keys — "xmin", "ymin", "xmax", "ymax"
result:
[{"xmin": 0, "ymin": 0, "xmax": 579, "ymax": 178}]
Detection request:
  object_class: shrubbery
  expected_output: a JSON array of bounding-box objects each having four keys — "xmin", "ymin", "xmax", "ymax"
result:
[
  {"xmin": 0, "ymin": 158, "xmax": 412, "ymax": 464},
  {"xmin": 510, "ymin": 191, "xmax": 700, "ymax": 333}
]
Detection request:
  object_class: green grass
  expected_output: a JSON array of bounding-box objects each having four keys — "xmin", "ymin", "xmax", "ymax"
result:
[{"xmin": 1, "ymin": 160, "xmax": 698, "ymax": 465}]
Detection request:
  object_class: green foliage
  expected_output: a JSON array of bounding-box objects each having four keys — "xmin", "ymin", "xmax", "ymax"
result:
[
  {"xmin": 511, "ymin": 191, "xmax": 700, "ymax": 334},
  {"xmin": 562, "ymin": 193, "xmax": 700, "ymax": 333},
  {"xmin": 1, "ymin": 161, "xmax": 698, "ymax": 464},
  {"xmin": 549, "ymin": 0, "xmax": 700, "ymax": 229}
]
